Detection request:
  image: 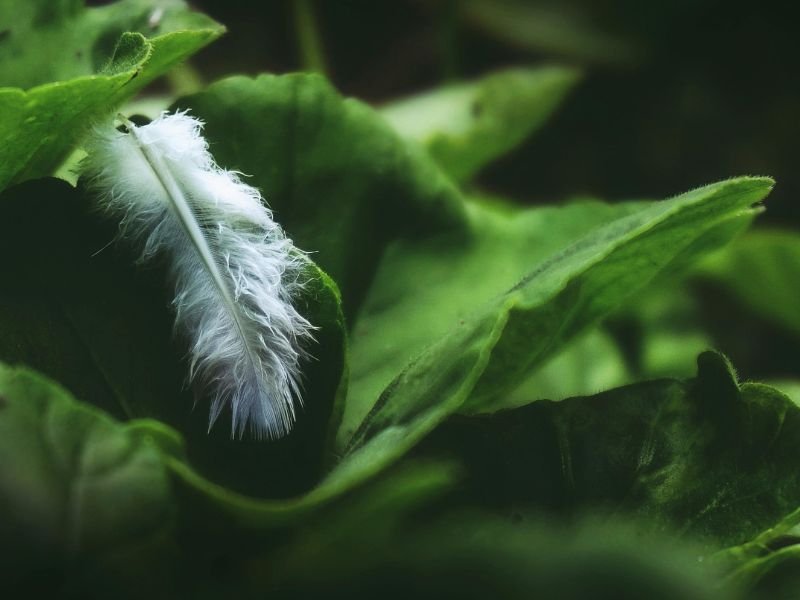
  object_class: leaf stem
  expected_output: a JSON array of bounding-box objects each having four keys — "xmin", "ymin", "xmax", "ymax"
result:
[{"xmin": 293, "ymin": 0, "xmax": 329, "ymax": 76}]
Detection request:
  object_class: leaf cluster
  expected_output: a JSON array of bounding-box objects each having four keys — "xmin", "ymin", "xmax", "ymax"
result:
[{"xmin": 1, "ymin": 2, "xmax": 799, "ymax": 598}]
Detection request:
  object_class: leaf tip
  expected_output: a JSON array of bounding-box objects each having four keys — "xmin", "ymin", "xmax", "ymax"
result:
[{"xmin": 695, "ymin": 351, "xmax": 741, "ymax": 413}]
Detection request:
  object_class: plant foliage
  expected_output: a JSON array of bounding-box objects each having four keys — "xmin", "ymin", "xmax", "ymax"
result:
[{"xmin": 1, "ymin": 2, "xmax": 798, "ymax": 597}]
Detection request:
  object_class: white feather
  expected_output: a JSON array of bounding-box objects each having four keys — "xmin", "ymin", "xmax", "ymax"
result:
[{"xmin": 83, "ymin": 111, "xmax": 314, "ymax": 439}]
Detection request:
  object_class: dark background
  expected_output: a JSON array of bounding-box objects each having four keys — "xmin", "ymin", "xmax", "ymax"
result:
[{"xmin": 187, "ymin": 0, "xmax": 799, "ymax": 224}]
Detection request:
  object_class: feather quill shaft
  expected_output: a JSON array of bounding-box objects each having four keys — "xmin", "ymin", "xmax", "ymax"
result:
[{"xmin": 83, "ymin": 112, "xmax": 313, "ymax": 439}]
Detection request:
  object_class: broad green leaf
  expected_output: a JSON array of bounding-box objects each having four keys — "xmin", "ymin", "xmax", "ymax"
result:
[
  {"xmin": 0, "ymin": 362, "xmax": 175, "ymax": 583},
  {"xmin": 341, "ymin": 197, "xmax": 641, "ymax": 443},
  {"xmin": 0, "ymin": 178, "xmax": 346, "ymax": 499},
  {"xmin": 380, "ymin": 66, "xmax": 580, "ymax": 181},
  {"xmin": 15, "ymin": 179, "xmax": 769, "ymax": 530},
  {"xmin": 696, "ymin": 229, "xmax": 800, "ymax": 336},
  {"xmin": 0, "ymin": 364, "xmax": 454, "ymax": 591},
  {"xmin": 0, "ymin": 0, "xmax": 223, "ymax": 190},
  {"xmin": 174, "ymin": 73, "xmax": 467, "ymax": 316},
  {"xmin": 341, "ymin": 178, "xmax": 770, "ymax": 450},
  {"xmin": 417, "ymin": 352, "xmax": 800, "ymax": 551}
]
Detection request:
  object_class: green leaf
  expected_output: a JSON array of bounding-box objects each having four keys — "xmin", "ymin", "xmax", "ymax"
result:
[
  {"xmin": 341, "ymin": 178, "xmax": 770, "ymax": 454},
  {"xmin": 0, "ymin": 178, "xmax": 346, "ymax": 499},
  {"xmin": 0, "ymin": 0, "xmax": 219, "ymax": 88},
  {"xmin": 0, "ymin": 362, "xmax": 175, "ymax": 582},
  {"xmin": 174, "ymin": 73, "xmax": 467, "ymax": 315},
  {"xmin": 2, "ymin": 175, "xmax": 765, "ymax": 529},
  {"xmin": 0, "ymin": 0, "xmax": 223, "ymax": 190},
  {"xmin": 696, "ymin": 229, "xmax": 800, "ymax": 336},
  {"xmin": 381, "ymin": 66, "xmax": 580, "ymax": 182},
  {"xmin": 341, "ymin": 196, "xmax": 641, "ymax": 444},
  {"xmin": 417, "ymin": 352, "xmax": 800, "ymax": 551}
]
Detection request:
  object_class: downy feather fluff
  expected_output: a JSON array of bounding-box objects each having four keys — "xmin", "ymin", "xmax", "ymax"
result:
[{"xmin": 83, "ymin": 111, "xmax": 313, "ymax": 439}]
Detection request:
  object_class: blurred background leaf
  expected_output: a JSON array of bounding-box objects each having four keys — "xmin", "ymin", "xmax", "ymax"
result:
[
  {"xmin": 381, "ymin": 65, "xmax": 581, "ymax": 182},
  {"xmin": 0, "ymin": 363, "xmax": 178, "ymax": 592}
]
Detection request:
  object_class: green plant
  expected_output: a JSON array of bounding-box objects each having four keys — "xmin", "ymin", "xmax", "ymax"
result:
[{"xmin": 2, "ymin": 2, "xmax": 799, "ymax": 597}]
